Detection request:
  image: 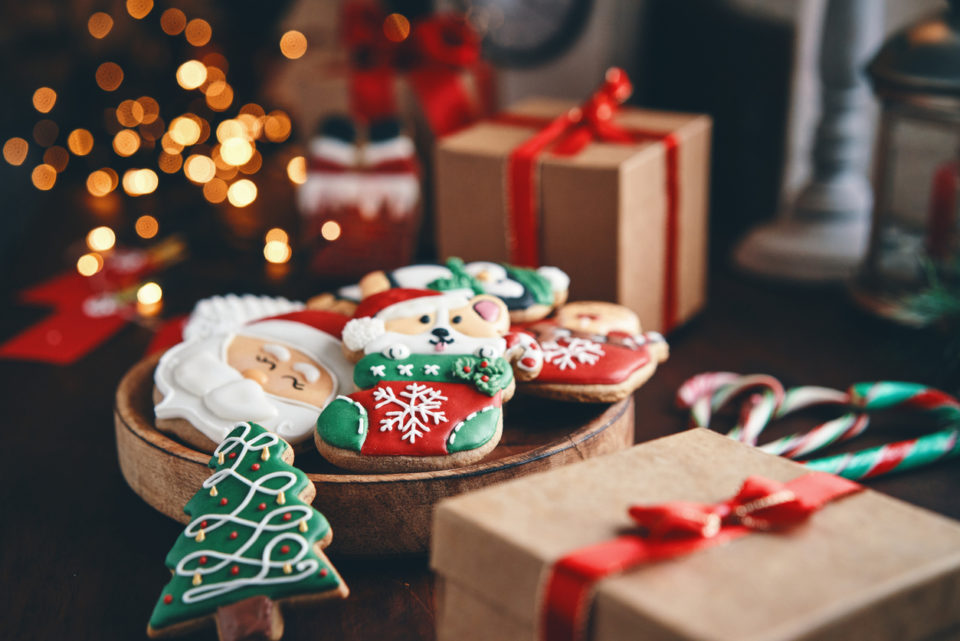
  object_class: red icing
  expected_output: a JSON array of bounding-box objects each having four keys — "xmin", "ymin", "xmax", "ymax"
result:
[
  {"xmin": 229, "ymin": 452, "xmax": 237, "ymax": 459},
  {"xmin": 258, "ymin": 502, "xmax": 266, "ymax": 511},
  {"xmin": 259, "ymin": 309, "xmax": 349, "ymax": 340},
  {"xmin": 164, "ymin": 594, "xmax": 173, "ymax": 604},
  {"xmin": 229, "ymin": 531, "xmax": 238, "ymax": 540},
  {"xmin": 199, "ymin": 556, "xmax": 208, "ymax": 565},
  {"xmin": 534, "ymin": 330, "xmax": 653, "ymax": 386},
  {"xmin": 231, "ymin": 565, "xmax": 240, "ymax": 575},
  {"xmin": 220, "ymin": 498, "xmax": 228, "ymax": 506},
  {"xmin": 350, "ymin": 382, "xmax": 503, "ymax": 456},
  {"xmin": 280, "ymin": 545, "xmax": 290, "ymax": 554},
  {"xmin": 462, "ymin": 366, "xmax": 471, "ymax": 373},
  {"xmin": 319, "ymin": 569, "xmax": 328, "ymax": 577},
  {"xmin": 283, "ymin": 513, "xmax": 292, "ymax": 521},
  {"xmin": 480, "ymin": 360, "xmax": 488, "ymax": 368},
  {"xmin": 251, "ymin": 463, "xmax": 261, "ymax": 471},
  {"xmin": 521, "ymin": 357, "xmax": 537, "ymax": 368},
  {"xmin": 481, "ymin": 375, "xmax": 489, "ymax": 382},
  {"xmin": 200, "ymin": 520, "xmax": 208, "ymax": 528}
]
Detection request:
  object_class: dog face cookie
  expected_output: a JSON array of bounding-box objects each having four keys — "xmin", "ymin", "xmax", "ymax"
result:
[
  {"xmin": 147, "ymin": 422, "xmax": 348, "ymax": 640},
  {"xmin": 316, "ymin": 289, "xmax": 517, "ymax": 472},
  {"xmin": 520, "ymin": 302, "xmax": 669, "ymax": 403},
  {"xmin": 154, "ymin": 310, "xmax": 355, "ymax": 452},
  {"xmin": 339, "ymin": 257, "xmax": 570, "ymax": 323}
]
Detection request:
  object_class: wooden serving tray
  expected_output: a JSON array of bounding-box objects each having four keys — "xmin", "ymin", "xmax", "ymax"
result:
[{"xmin": 114, "ymin": 354, "xmax": 635, "ymax": 556}]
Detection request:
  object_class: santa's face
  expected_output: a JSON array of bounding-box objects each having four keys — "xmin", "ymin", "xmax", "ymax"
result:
[
  {"xmin": 154, "ymin": 332, "xmax": 337, "ymax": 445},
  {"xmin": 225, "ymin": 335, "xmax": 334, "ymax": 408}
]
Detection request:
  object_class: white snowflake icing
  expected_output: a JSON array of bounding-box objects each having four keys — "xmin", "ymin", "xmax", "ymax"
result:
[
  {"xmin": 372, "ymin": 383, "xmax": 448, "ymax": 444},
  {"xmin": 397, "ymin": 363, "xmax": 414, "ymax": 376},
  {"xmin": 370, "ymin": 365, "xmax": 386, "ymax": 377},
  {"xmin": 542, "ymin": 337, "xmax": 605, "ymax": 370},
  {"xmin": 423, "ymin": 364, "xmax": 440, "ymax": 375}
]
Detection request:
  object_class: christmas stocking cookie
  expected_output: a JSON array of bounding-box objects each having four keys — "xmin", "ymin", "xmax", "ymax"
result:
[
  {"xmin": 147, "ymin": 422, "xmax": 348, "ymax": 641},
  {"xmin": 315, "ymin": 289, "xmax": 519, "ymax": 472},
  {"xmin": 520, "ymin": 301, "xmax": 669, "ymax": 403}
]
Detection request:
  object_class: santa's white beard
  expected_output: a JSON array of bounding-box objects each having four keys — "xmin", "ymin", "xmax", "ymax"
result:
[{"xmin": 155, "ymin": 339, "xmax": 321, "ymax": 446}]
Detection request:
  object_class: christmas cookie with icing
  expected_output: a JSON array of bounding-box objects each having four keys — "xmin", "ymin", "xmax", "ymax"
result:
[
  {"xmin": 521, "ymin": 301, "xmax": 669, "ymax": 403},
  {"xmin": 338, "ymin": 257, "xmax": 570, "ymax": 323},
  {"xmin": 315, "ymin": 289, "xmax": 525, "ymax": 472},
  {"xmin": 147, "ymin": 422, "xmax": 348, "ymax": 640},
  {"xmin": 154, "ymin": 310, "xmax": 355, "ymax": 453}
]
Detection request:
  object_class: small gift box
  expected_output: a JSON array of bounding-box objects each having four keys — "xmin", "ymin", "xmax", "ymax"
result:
[
  {"xmin": 435, "ymin": 69, "xmax": 711, "ymax": 334},
  {"xmin": 432, "ymin": 428, "xmax": 960, "ymax": 641}
]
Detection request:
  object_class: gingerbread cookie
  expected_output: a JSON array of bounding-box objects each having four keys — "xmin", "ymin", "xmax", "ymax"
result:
[
  {"xmin": 338, "ymin": 257, "xmax": 570, "ymax": 323},
  {"xmin": 154, "ymin": 310, "xmax": 355, "ymax": 453},
  {"xmin": 520, "ymin": 302, "xmax": 669, "ymax": 403},
  {"xmin": 315, "ymin": 289, "xmax": 526, "ymax": 472},
  {"xmin": 148, "ymin": 422, "xmax": 348, "ymax": 640}
]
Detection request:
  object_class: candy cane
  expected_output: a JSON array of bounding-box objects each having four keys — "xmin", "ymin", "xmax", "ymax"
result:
[{"xmin": 677, "ymin": 374, "xmax": 960, "ymax": 480}]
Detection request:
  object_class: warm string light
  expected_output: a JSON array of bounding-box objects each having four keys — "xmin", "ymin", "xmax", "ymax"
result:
[
  {"xmin": 126, "ymin": 0, "xmax": 154, "ymax": 20},
  {"xmin": 3, "ymin": 138, "xmax": 29, "ymax": 166},
  {"xmin": 161, "ymin": 8, "xmax": 187, "ymax": 35},
  {"xmin": 383, "ymin": 13, "xmax": 411, "ymax": 42},
  {"xmin": 184, "ymin": 154, "xmax": 216, "ymax": 183},
  {"xmin": 320, "ymin": 221, "xmax": 341, "ymax": 241},
  {"xmin": 116, "ymin": 100, "xmax": 145, "ymax": 127},
  {"xmin": 32, "ymin": 88, "xmax": 57, "ymax": 114},
  {"xmin": 227, "ymin": 179, "xmax": 257, "ymax": 207},
  {"xmin": 122, "ymin": 169, "xmax": 159, "ymax": 196},
  {"xmin": 185, "ymin": 19, "xmax": 212, "ymax": 46},
  {"xmin": 265, "ymin": 228, "xmax": 288, "ymax": 244},
  {"xmin": 43, "ymin": 146, "xmax": 69, "ymax": 172},
  {"xmin": 31, "ymin": 164, "xmax": 57, "ymax": 190},
  {"xmin": 76, "ymin": 252, "xmax": 104, "ymax": 277},
  {"xmin": 279, "ymin": 31, "xmax": 308, "ymax": 59},
  {"xmin": 263, "ymin": 240, "xmax": 291, "ymax": 264},
  {"xmin": 286, "ymin": 156, "xmax": 306, "ymax": 184},
  {"xmin": 67, "ymin": 129, "xmax": 94, "ymax": 156},
  {"xmin": 176, "ymin": 60, "xmax": 207, "ymax": 90},
  {"xmin": 88, "ymin": 12, "xmax": 113, "ymax": 39},
  {"xmin": 86, "ymin": 226, "xmax": 116, "ymax": 251},
  {"xmin": 113, "ymin": 129, "xmax": 141, "ymax": 156},
  {"xmin": 135, "ymin": 215, "xmax": 159, "ymax": 239},
  {"xmin": 137, "ymin": 282, "xmax": 163, "ymax": 316},
  {"xmin": 96, "ymin": 62, "xmax": 124, "ymax": 92}
]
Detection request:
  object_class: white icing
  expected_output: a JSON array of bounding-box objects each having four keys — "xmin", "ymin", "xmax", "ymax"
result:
[
  {"xmin": 506, "ymin": 331, "xmax": 544, "ymax": 372},
  {"xmin": 464, "ymin": 262, "xmax": 525, "ymax": 299},
  {"xmin": 356, "ymin": 173, "xmax": 420, "ymax": 220},
  {"xmin": 383, "ymin": 344, "xmax": 411, "ymax": 360},
  {"xmin": 370, "ymin": 365, "xmax": 386, "ymax": 377},
  {"xmin": 177, "ymin": 424, "xmax": 322, "ymax": 603},
  {"xmin": 203, "ymin": 379, "xmax": 279, "ymax": 421},
  {"xmin": 542, "ymin": 337, "xmax": 605, "ymax": 371},
  {"xmin": 424, "ymin": 364, "xmax": 440, "ymax": 375},
  {"xmin": 297, "ymin": 171, "xmax": 361, "ymax": 216},
  {"xmin": 183, "ymin": 295, "xmax": 305, "ymax": 343},
  {"xmin": 361, "ymin": 136, "xmax": 415, "ymax": 165},
  {"xmin": 262, "ymin": 343, "xmax": 291, "ymax": 362},
  {"xmin": 173, "ymin": 352, "xmax": 242, "ymax": 397},
  {"xmin": 342, "ymin": 317, "xmax": 386, "ymax": 352},
  {"xmin": 536, "ymin": 266, "xmax": 571, "ymax": 294},
  {"xmin": 372, "ymin": 382, "xmax": 447, "ymax": 444},
  {"xmin": 397, "ymin": 364, "xmax": 414, "ymax": 376},
  {"xmin": 447, "ymin": 406, "xmax": 497, "ymax": 445},
  {"xmin": 293, "ymin": 362, "xmax": 320, "ymax": 383},
  {"xmin": 308, "ymin": 137, "xmax": 359, "ymax": 166},
  {"xmin": 475, "ymin": 345, "xmax": 498, "ymax": 359}
]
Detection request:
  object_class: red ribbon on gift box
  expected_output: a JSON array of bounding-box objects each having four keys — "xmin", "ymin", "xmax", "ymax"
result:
[
  {"xmin": 342, "ymin": 3, "xmax": 494, "ymax": 137},
  {"xmin": 540, "ymin": 472, "xmax": 862, "ymax": 641},
  {"xmin": 492, "ymin": 68, "xmax": 682, "ymax": 332}
]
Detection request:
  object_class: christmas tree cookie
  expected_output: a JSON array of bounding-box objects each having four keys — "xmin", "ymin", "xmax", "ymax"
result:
[
  {"xmin": 315, "ymin": 289, "xmax": 531, "ymax": 472},
  {"xmin": 148, "ymin": 422, "xmax": 348, "ymax": 640},
  {"xmin": 520, "ymin": 301, "xmax": 669, "ymax": 403},
  {"xmin": 338, "ymin": 257, "xmax": 570, "ymax": 322}
]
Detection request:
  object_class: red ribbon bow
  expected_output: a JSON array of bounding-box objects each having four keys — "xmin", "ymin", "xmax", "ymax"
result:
[{"xmin": 541, "ymin": 472, "xmax": 861, "ymax": 641}]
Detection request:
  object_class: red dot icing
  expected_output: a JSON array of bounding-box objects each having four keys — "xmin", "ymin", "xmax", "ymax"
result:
[
  {"xmin": 319, "ymin": 568, "xmax": 328, "ymax": 577},
  {"xmin": 481, "ymin": 360, "xmax": 488, "ymax": 368},
  {"xmin": 251, "ymin": 463, "xmax": 261, "ymax": 471},
  {"xmin": 283, "ymin": 513, "xmax": 292, "ymax": 521},
  {"xmin": 231, "ymin": 566, "xmax": 239, "ymax": 575},
  {"xmin": 229, "ymin": 452, "xmax": 237, "ymax": 459},
  {"xmin": 481, "ymin": 375, "xmax": 489, "ymax": 382},
  {"xmin": 220, "ymin": 498, "xmax": 228, "ymax": 506},
  {"xmin": 280, "ymin": 545, "xmax": 290, "ymax": 554},
  {"xmin": 229, "ymin": 531, "xmax": 238, "ymax": 540},
  {"xmin": 258, "ymin": 503, "xmax": 266, "ymax": 511},
  {"xmin": 163, "ymin": 594, "xmax": 173, "ymax": 604},
  {"xmin": 200, "ymin": 520, "xmax": 208, "ymax": 528},
  {"xmin": 199, "ymin": 556, "xmax": 208, "ymax": 565},
  {"xmin": 521, "ymin": 357, "xmax": 537, "ymax": 368},
  {"xmin": 462, "ymin": 366, "xmax": 471, "ymax": 373}
]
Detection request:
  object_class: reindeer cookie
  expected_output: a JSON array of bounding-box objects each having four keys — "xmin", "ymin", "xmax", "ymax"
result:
[
  {"xmin": 338, "ymin": 257, "xmax": 570, "ymax": 323},
  {"xmin": 519, "ymin": 301, "xmax": 669, "ymax": 403},
  {"xmin": 314, "ymin": 289, "xmax": 531, "ymax": 472}
]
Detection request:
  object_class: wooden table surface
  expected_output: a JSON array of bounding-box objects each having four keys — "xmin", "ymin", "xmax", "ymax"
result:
[{"xmin": 1, "ymin": 268, "xmax": 957, "ymax": 641}]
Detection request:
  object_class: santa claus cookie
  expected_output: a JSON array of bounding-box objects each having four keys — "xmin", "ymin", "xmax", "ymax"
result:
[
  {"xmin": 520, "ymin": 302, "xmax": 669, "ymax": 403},
  {"xmin": 338, "ymin": 257, "xmax": 570, "ymax": 323},
  {"xmin": 154, "ymin": 310, "xmax": 355, "ymax": 453},
  {"xmin": 315, "ymin": 289, "xmax": 527, "ymax": 472}
]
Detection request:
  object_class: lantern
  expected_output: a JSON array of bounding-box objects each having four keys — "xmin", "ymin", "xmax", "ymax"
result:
[{"xmin": 853, "ymin": 0, "xmax": 960, "ymax": 324}]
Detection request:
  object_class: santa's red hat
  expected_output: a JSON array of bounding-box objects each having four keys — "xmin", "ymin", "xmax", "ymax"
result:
[{"xmin": 343, "ymin": 289, "xmax": 470, "ymax": 351}]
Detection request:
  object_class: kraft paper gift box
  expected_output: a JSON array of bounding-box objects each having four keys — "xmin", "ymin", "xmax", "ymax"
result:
[
  {"xmin": 431, "ymin": 428, "xmax": 960, "ymax": 641},
  {"xmin": 435, "ymin": 78, "xmax": 711, "ymax": 334}
]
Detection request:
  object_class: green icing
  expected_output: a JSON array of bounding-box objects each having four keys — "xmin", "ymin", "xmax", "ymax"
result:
[
  {"xmin": 149, "ymin": 423, "xmax": 341, "ymax": 632},
  {"xmin": 316, "ymin": 397, "xmax": 367, "ymax": 452},
  {"xmin": 427, "ymin": 257, "xmax": 484, "ymax": 295},
  {"xmin": 446, "ymin": 405, "xmax": 501, "ymax": 453},
  {"xmin": 353, "ymin": 352, "xmax": 513, "ymax": 396},
  {"xmin": 503, "ymin": 264, "xmax": 554, "ymax": 306}
]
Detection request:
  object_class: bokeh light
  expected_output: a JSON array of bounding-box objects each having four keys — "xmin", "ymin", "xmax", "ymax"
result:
[
  {"xmin": 321, "ymin": 220, "xmax": 342, "ymax": 241},
  {"xmin": 116, "ymin": 100, "xmax": 145, "ymax": 127},
  {"xmin": 160, "ymin": 8, "xmax": 186, "ymax": 35},
  {"xmin": 158, "ymin": 151, "xmax": 183, "ymax": 174},
  {"xmin": 32, "ymin": 87, "xmax": 57, "ymax": 113},
  {"xmin": 3, "ymin": 138, "xmax": 29, "ymax": 166},
  {"xmin": 86, "ymin": 226, "xmax": 116, "ymax": 251},
  {"xmin": 137, "ymin": 96, "xmax": 160, "ymax": 124},
  {"xmin": 67, "ymin": 129, "xmax": 94, "ymax": 156},
  {"xmin": 135, "ymin": 215, "xmax": 159, "ymax": 239},
  {"xmin": 239, "ymin": 150, "xmax": 262, "ymax": 175},
  {"xmin": 87, "ymin": 169, "xmax": 116, "ymax": 196},
  {"xmin": 227, "ymin": 179, "xmax": 257, "ymax": 207},
  {"xmin": 169, "ymin": 116, "xmax": 201, "ymax": 146},
  {"xmin": 216, "ymin": 119, "xmax": 246, "ymax": 142},
  {"xmin": 33, "ymin": 120, "xmax": 58, "ymax": 147},
  {"xmin": 280, "ymin": 31, "xmax": 308, "ymax": 59},
  {"xmin": 184, "ymin": 154, "xmax": 216, "ymax": 183},
  {"xmin": 96, "ymin": 62, "xmax": 124, "ymax": 91},
  {"xmin": 383, "ymin": 13, "xmax": 411, "ymax": 42},
  {"xmin": 113, "ymin": 129, "xmax": 141, "ymax": 156},
  {"xmin": 287, "ymin": 156, "xmax": 307, "ymax": 184},
  {"xmin": 31, "ymin": 164, "xmax": 57, "ymax": 190},
  {"xmin": 220, "ymin": 138, "xmax": 253, "ymax": 166},
  {"xmin": 137, "ymin": 282, "xmax": 162, "ymax": 304},
  {"xmin": 265, "ymin": 228, "xmax": 288, "ymax": 244},
  {"xmin": 77, "ymin": 253, "xmax": 104, "ymax": 277},
  {"xmin": 203, "ymin": 177, "xmax": 228, "ymax": 203},
  {"xmin": 126, "ymin": 0, "xmax": 153, "ymax": 20},
  {"xmin": 263, "ymin": 111, "xmax": 291, "ymax": 142},
  {"xmin": 185, "ymin": 19, "xmax": 212, "ymax": 46},
  {"xmin": 43, "ymin": 146, "xmax": 69, "ymax": 172},
  {"xmin": 88, "ymin": 12, "xmax": 114, "ymax": 39},
  {"xmin": 263, "ymin": 240, "xmax": 292, "ymax": 264},
  {"xmin": 176, "ymin": 60, "xmax": 207, "ymax": 90},
  {"xmin": 122, "ymin": 168, "xmax": 159, "ymax": 195},
  {"xmin": 205, "ymin": 82, "xmax": 234, "ymax": 111}
]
